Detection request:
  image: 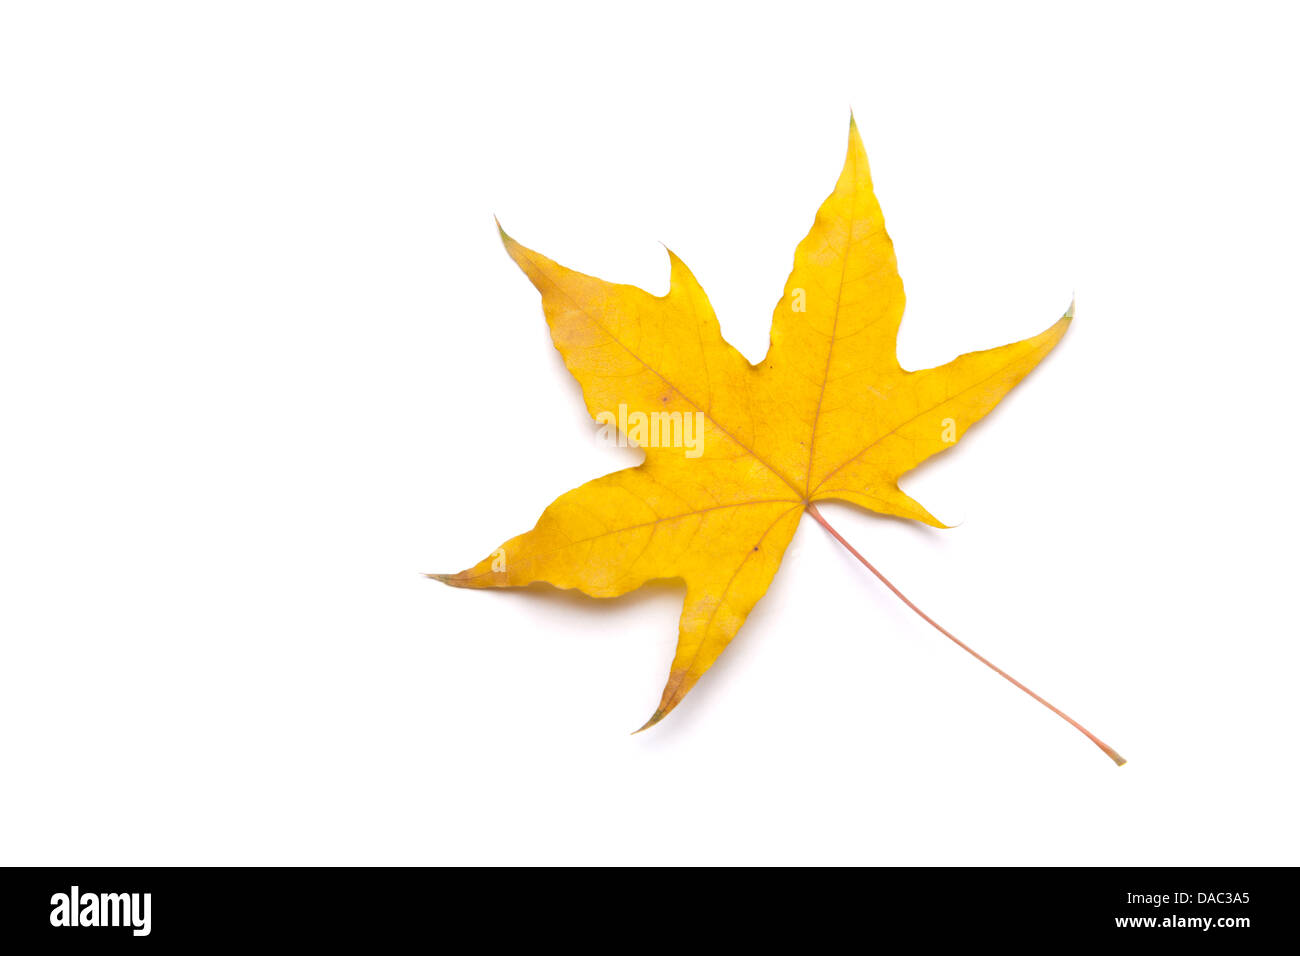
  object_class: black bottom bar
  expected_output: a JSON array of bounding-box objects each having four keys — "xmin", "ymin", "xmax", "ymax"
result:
[{"xmin": 0, "ymin": 866, "xmax": 1285, "ymax": 945}]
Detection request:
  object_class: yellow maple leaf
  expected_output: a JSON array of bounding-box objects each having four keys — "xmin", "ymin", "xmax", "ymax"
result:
[{"xmin": 434, "ymin": 117, "xmax": 1120, "ymax": 764}]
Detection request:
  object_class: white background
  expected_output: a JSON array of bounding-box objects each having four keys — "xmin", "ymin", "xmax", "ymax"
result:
[{"xmin": 2, "ymin": 1, "xmax": 1297, "ymax": 865}]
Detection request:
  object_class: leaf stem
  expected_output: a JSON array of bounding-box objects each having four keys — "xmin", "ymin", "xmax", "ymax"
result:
[{"xmin": 805, "ymin": 502, "xmax": 1125, "ymax": 766}]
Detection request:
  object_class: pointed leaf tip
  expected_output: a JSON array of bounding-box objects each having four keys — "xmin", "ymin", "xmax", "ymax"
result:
[{"xmin": 632, "ymin": 709, "xmax": 667, "ymax": 734}]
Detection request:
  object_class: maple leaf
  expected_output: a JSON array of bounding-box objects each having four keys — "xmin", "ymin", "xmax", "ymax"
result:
[{"xmin": 434, "ymin": 117, "xmax": 1122, "ymax": 764}]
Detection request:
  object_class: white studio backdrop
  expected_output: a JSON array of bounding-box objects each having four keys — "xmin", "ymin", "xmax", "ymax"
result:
[{"xmin": 1, "ymin": 1, "xmax": 1297, "ymax": 865}]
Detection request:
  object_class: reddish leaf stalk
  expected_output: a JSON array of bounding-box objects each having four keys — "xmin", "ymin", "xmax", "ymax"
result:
[{"xmin": 805, "ymin": 503, "xmax": 1126, "ymax": 766}]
